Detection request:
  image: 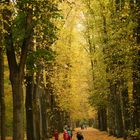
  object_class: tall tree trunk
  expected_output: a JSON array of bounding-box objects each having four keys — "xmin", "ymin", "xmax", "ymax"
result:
[
  {"xmin": 109, "ymin": 82, "xmax": 124, "ymax": 137},
  {"xmin": 41, "ymin": 95, "xmax": 47, "ymax": 140},
  {"xmin": 102, "ymin": 108, "xmax": 107, "ymax": 131},
  {"xmin": 56, "ymin": 109, "xmax": 64, "ymax": 132},
  {"xmin": 3, "ymin": 4, "xmax": 25, "ymax": 139},
  {"xmin": 0, "ymin": 4, "xmax": 6, "ymax": 140},
  {"xmin": 33, "ymin": 72, "xmax": 42, "ymax": 140},
  {"xmin": 8, "ymin": 72, "xmax": 24, "ymax": 140},
  {"xmin": 114, "ymin": 88, "xmax": 124, "ymax": 137},
  {"xmin": 45, "ymin": 84, "xmax": 54, "ymax": 139},
  {"xmin": 108, "ymin": 83, "xmax": 116, "ymax": 136},
  {"xmin": 132, "ymin": 68, "xmax": 140, "ymax": 129},
  {"xmin": 3, "ymin": 1, "xmax": 33, "ymax": 139},
  {"xmin": 25, "ymin": 74, "xmax": 34, "ymax": 140},
  {"xmin": 132, "ymin": 0, "xmax": 140, "ymax": 129},
  {"xmin": 0, "ymin": 46, "xmax": 6, "ymax": 140},
  {"xmin": 98, "ymin": 109, "xmax": 102, "ymax": 130},
  {"xmin": 121, "ymin": 84, "xmax": 131, "ymax": 138},
  {"xmin": 41, "ymin": 88, "xmax": 49, "ymax": 140},
  {"xmin": 129, "ymin": 0, "xmax": 140, "ymax": 130}
]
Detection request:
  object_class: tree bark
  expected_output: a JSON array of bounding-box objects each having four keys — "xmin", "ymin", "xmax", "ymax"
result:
[
  {"xmin": 98, "ymin": 109, "xmax": 102, "ymax": 130},
  {"xmin": 25, "ymin": 75, "xmax": 34, "ymax": 140},
  {"xmin": 114, "ymin": 89, "xmax": 124, "ymax": 137},
  {"xmin": 11, "ymin": 75, "xmax": 24, "ymax": 140},
  {"xmin": 33, "ymin": 73, "xmax": 42, "ymax": 140},
  {"xmin": 121, "ymin": 84, "xmax": 131, "ymax": 138},
  {"xmin": 109, "ymin": 82, "xmax": 124, "ymax": 137},
  {"xmin": 41, "ymin": 89, "xmax": 48, "ymax": 140},
  {"xmin": 130, "ymin": 0, "xmax": 140, "ymax": 130},
  {"xmin": 132, "ymin": 0, "xmax": 140, "ymax": 129},
  {"xmin": 98, "ymin": 108, "xmax": 107, "ymax": 131},
  {"xmin": 0, "ymin": 46, "xmax": 6, "ymax": 140},
  {"xmin": 108, "ymin": 83, "xmax": 116, "ymax": 136},
  {"xmin": 102, "ymin": 108, "xmax": 107, "ymax": 131},
  {"xmin": 3, "ymin": 1, "xmax": 33, "ymax": 139}
]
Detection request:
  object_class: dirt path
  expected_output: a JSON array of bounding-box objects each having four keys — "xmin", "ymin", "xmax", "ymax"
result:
[
  {"xmin": 5, "ymin": 127, "xmax": 124, "ymax": 140},
  {"xmin": 51, "ymin": 127, "xmax": 123, "ymax": 140}
]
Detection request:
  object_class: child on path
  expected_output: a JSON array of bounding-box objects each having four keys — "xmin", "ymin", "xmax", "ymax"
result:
[{"xmin": 54, "ymin": 129, "xmax": 59, "ymax": 140}]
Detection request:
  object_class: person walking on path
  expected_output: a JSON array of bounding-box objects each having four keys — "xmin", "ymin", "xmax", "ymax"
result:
[
  {"xmin": 67, "ymin": 125, "xmax": 73, "ymax": 140},
  {"xmin": 54, "ymin": 129, "xmax": 59, "ymax": 140},
  {"xmin": 76, "ymin": 131, "xmax": 84, "ymax": 140},
  {"xmin": 63, "ymin": 129, "xmax": 69, "ymax": 140}
]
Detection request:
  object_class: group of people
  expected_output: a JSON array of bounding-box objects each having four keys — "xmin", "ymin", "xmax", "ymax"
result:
[
  {"xmin": 63, "ymin": 125, "xmax": 73, "ymax": 140},
  {"xmin": 54, "ymin": 125, "xmax": 84, "ymax": 140}
]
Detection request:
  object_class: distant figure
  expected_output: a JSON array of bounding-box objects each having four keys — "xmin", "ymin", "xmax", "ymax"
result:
[
  {"xmin": 81, "ymin": 125, "xmax": 84, "ymax": 130},
  {"xmin": 67, "ymin": 125, "xmax": 73, "ymax": 140},
  {"xmin": 76, "ymin": 131, "xmax": 84, "ymax": 140},
  {"xmin": 54, "ymin": 129, "xmax": 59, "ymax": 140},
  {"xmin": 64, "ymin": 124, "xmax": 68, "ymax": 130},
  {"xmin": 63, "ymin": 129, "xmax": 69, "ymax": 140}
]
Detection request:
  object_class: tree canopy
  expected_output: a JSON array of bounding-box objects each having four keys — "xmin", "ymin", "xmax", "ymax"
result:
[{"xmin": 1, "ymin": 0, "xmax": 140, "ymax": 140}]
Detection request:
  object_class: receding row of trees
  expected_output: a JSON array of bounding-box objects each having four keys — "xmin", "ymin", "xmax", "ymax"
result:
[
  {"xmin": 0, "ymin": 1, "xmax": 93, "ymax": 140},
  {"xmin": 0, "ymin": 1, "xmax": 67, "ymax": 140},
  {"xmin": 82, "ymin": 0, "xmax": 140, "ymax": 139}
]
